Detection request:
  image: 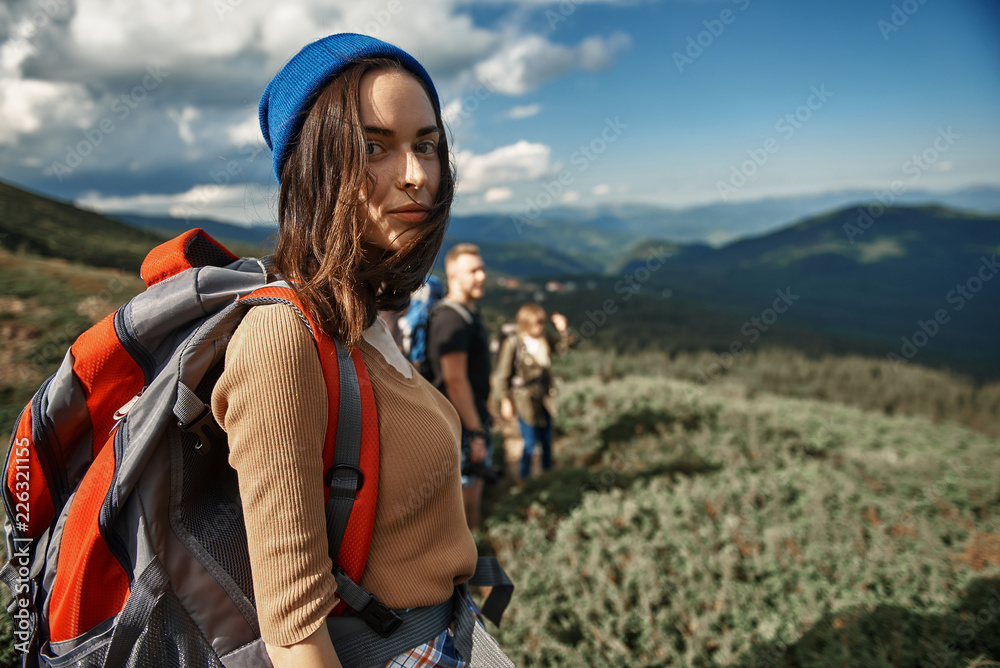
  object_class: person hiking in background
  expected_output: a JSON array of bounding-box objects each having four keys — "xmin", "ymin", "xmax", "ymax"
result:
[
  {"xmin": 214, "ymin": 33, "xmax": 510, "ymax": 667},
  {"xmin": 426, "ymin": 244, "xmax": 493, "ymax": 530},
  {"xmin": 492, "ymin": 303, "xmax": 575, "ymax": 480},
  {"xmin": 398, "ymin": 274, "xmax": 445, "ymax": 377}
]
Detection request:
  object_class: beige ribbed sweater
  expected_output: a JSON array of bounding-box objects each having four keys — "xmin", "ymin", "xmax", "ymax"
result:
[{"xmin": 211, "ymin": 304, "xmax": 477, "ymax": 646}]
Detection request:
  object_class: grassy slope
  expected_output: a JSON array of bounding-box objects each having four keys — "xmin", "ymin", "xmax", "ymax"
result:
[
  {"xmin": 0, "ymin": 248, "xmax": 146, "ymax": 431},
  {"xmin": 0, "ymin": 251, "xmax": 146, "ymax": 666},
  {"xmin": 482, "ymin": 374, "xmax": 1000, "ymax": 667},
  {"xmin": 0, "ymin": 181, "xmax": 164, "ymax": 272}
]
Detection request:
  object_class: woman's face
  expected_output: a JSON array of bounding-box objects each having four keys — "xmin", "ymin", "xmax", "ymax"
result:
[
  {"xmin": 357, "ymin": 68, "xmax": 441, "ymax": 251},
  {"xmin": 527, "ymin": 317, "xmax": 545, "ymax": 338},
  {"xmin": 528, "ymin": 317, "xmax": 545, "ymax": 338}
]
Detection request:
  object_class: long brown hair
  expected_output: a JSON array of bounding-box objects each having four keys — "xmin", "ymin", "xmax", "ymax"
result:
[{"xmin": 274, "ymin": 57, "xmax": 454, "ymax": 349}]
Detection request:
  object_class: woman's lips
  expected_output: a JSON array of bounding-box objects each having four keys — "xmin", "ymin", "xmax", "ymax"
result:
[{"xmin": 390, "ymin": 209, "xmax": 428, "ymax": 223}]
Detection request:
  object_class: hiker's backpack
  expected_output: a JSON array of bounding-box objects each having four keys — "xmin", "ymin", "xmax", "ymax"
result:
[
  {"xmin": 491, "ymin": 322, "xmax": 519, "ymax": 367},
  {"xmin": 1, "ymin": 229, "xmax": 511, "ymax": 668},
  {"xmin": 399, "ymin": 274, "xmax": 443, "ymax": 377}
]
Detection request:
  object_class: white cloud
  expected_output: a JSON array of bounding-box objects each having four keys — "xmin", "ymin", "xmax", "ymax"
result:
[
  {"xmin": 483, "ymin": 186, "xmax": 514, "ymax": 203},
  {"xmin": 0, "ymin": 0, "xmax": 634, "ymax": 200},
  {"xmin": 1, "ymin": 35, "xmax": 34, "ymax": 73},
  {"xmin": 226, "ymin": 112, "xmax": 264, "ymax": 148},
  {"xmin": 455, "ymin": 140, "xmax": 551, "ymax": 194},
  {"xmin": 505, "ymin": 104, "xmax": 541, "ymax": 120},
  {"xmin": 0, "ymin": 78, "xmax": 93, "ymax": 145},
  {"xmin": 76, "ymin": 183, "xmax": 277, "ymax": 226},
  {"xmin": 578, "ymin": 33, "xmax": 632, "ymax": 70},
  {"xmin": 475, "ymin": 31, "xmax": 631, "ymax": 95},
  {"xmin": 592, "ymin": 183, "xmax": 611, "ymax": 196},
  {"xmin": 167, "ymin": 106, "xmax": 200, "ymax": 146},
  {"xmin": 441, "ymin": 98, "xmax": 467, "ymax": 128},
  {"xmin": 560, "ymin": 190, "xmax": 580, "ymax": 203},
  {"xmin": 705, "ymin": 230, "xmax": 737, "ymax": 248}
]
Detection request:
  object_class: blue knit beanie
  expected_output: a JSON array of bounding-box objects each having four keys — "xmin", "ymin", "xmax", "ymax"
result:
[{"xmin": 259, "ymin": 33, "xmax": 440, "ymax": 182}]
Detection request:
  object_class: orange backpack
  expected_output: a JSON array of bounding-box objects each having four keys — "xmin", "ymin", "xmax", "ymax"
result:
[{"xmin": 1, "ymin": 229, "xmax": 382, "ymax": 665}]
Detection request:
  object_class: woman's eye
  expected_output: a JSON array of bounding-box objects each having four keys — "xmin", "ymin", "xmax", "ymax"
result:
[
  {"xmin": 365, "ymin": 141, "xmax": 384, "ymax": 156},
  {"xmin": 415, "ymin": 140, "xmax": 436, "ymax": 154}
]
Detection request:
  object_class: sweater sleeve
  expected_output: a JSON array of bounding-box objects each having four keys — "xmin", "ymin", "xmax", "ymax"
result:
[{"xmin": 210, "ymin": 304, "xmax": 339, "ymax": 646}]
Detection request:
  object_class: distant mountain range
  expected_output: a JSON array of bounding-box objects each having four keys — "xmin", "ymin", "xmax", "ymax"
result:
[
  {"xmin": 112, "ymin": 184, "xmax": 1000, "ymax": 269},
  {"xmin": 2, "ymin": 179, "xmax": 998, "ymax": 378},
  {"xmin": 608, "ymin": 205, "xmax": 1000, "ymax": 374},
  {"xmin": 503, "ymin": 185, "xmax": 1000, "ymax": 246}
]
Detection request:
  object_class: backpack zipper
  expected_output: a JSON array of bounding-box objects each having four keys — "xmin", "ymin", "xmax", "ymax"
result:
[
  {"xmin": 98, "ymin": 420, "xmax": 133, "ymax": 581},
  {"xmin": 113, "ymin": 307, "xmax": 155, "ymax": 382}
]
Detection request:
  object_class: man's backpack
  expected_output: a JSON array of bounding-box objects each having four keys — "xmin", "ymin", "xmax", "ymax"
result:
[
  {"xmin": 398, "ymin": 275, "xmax": 443, "ymax": 377},
  {"xmin": 1, "ymin": 229, "xmax": 510, "ymax": 667}
]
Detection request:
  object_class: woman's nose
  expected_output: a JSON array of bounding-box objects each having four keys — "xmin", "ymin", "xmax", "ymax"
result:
[{"xmin": 401, "ymin": 149, "xmax": 427, "ymax": 191}]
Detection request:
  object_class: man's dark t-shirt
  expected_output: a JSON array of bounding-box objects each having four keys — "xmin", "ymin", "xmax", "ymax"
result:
[{"xmin": 426, "ymin": 301, "xmax": 492, "ymax": 426}]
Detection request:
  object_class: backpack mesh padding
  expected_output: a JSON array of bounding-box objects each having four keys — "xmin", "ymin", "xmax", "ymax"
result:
[
  {"xmin": 123, "ymin": 584, "xmax": 224, "ymax": 668},
  {"xmin": 172, "ymin": 361, "xmax": 256, "ymax": 607},
  {"xmin": 177, "ymin": 429, "xmax": 255, "ymax": 607},
  {"xmin": 42, "ymin": 569, "xmax": 223, "ymax": 668},
  {"xmin": 184, "ymin": 234, "xmax": 236, "ymax": 269}
]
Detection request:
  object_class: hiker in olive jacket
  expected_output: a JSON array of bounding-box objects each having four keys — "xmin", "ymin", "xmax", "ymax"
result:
[{"xmin": 492, "ymin": 303, "xmax": 576, "ymax": 479}]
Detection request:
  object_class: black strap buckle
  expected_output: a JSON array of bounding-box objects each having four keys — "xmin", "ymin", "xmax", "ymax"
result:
[
  {"xmin": 358, "ymin": 594, "xmax": 403, "ymax": 637},
  {"xmin": 179, "ymin": 408, "xmax": 226, "ymax": 456},
  {"xmin": 326, "ymin": 463, "xmax": 365, "ymax": 494}
]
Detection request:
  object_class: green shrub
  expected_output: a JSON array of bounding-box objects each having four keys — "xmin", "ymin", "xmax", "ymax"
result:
[{"xmin": 485, "ymin": 376, "xmax": 1000, "ymax": 666}]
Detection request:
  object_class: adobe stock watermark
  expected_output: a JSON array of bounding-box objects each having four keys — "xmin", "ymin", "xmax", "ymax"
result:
[
  {"xmin": 47, "ymin": 65, "xmax": 171, "ymax": 182},
  {"xmin": 567, "ymin": 246, "xmax": 671, "ymax": 341},
  {"xmin": 214, "ymin": 0, "xmax": 244, "ymax": 19},
  {"xmin": 672, "ymin": 0, "xmax": 752, "ymax": 73},
  {"xmin": 877, "ymin": 0, "xmax": 929, "ymax": 41},
  {"xmin": 445, "ymin": 75, "xmax": 501, "ymax": 133},
  {"xmin": 17, "ymin": 269, "xmax": 132, "ymax": 383},
  {"xmin": 743, "ymin": 630, "xmax": 795, "ymax": 668},
  {"xmin": 844, "ymin": 127, "xmax": 959, "ymax": 243},
  {"xmin": 350, "ymin": 0, "xmax": 411, "ymax": 38},
  {"xmin": 925, "ymin": 586, "xmax": 1000, "ymax": 668},
  {"xmin": 6, "ymin": 0, "xmax": 70, "ymax": 46},
  {"xmin": 171, "ymin": 139, "xmax": 267, "ymax": 222},
  {"xmin": 577, "ymin": 449, "xmax": 641, "ymax": 497},
  {"xmin": 544, "ymin": 0, "xmax": 605, "ymax": 31},
  {"xmin": 698, "ymin": 287, "xmax": 800, "ymax": 383},
  {"xmin": 716, "ymin": 85, "xmax": 832, "ymax": 201},
  {"xmin": 392, "ymin": 457, "xmax": 456, "ymax": 524},
  {"xmin": 887, "ymin": 255, "xmax": 997, "ymax": 370},
  {"xmin": 511, "ymin": 116, "xmax": 628, "ymax": 232}
]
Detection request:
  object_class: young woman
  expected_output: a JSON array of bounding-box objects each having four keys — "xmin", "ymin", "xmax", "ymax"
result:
[
  {"xmin": 492, "ymin": 303, "xmax": 574, "ymax": 480},
  {"xmin": 211, "ymin": 33, "xmax": 509, "ymax": 668}
]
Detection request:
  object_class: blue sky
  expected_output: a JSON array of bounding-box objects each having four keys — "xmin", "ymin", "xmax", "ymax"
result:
[{"xmin": 0, "ymin": 0, "xmax": 997, "ymax": 224}]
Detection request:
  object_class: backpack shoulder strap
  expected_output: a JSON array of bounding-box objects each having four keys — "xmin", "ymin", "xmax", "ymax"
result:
[
  {"xmin": 238, "ymin": 285, "xmax": 378, "ymax": 599},
  {"xmin": 436, "ymin": 299, "xmax": 474, "ymax": 325}
]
